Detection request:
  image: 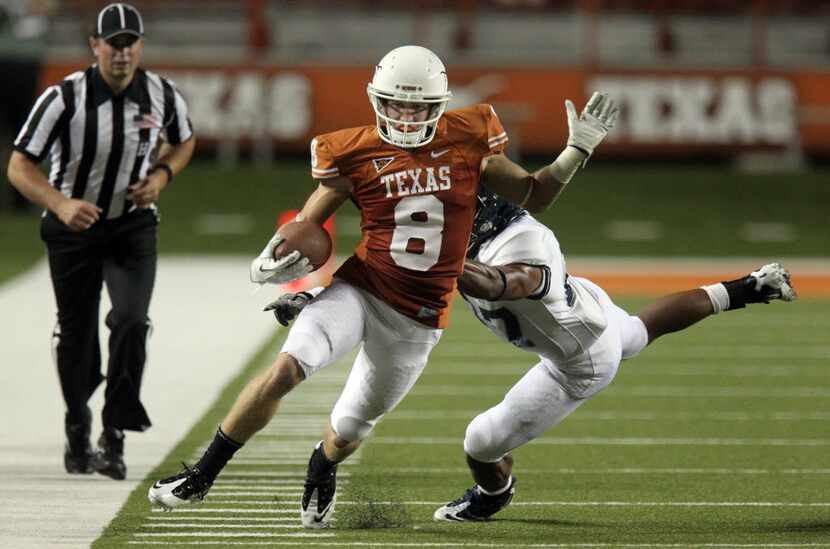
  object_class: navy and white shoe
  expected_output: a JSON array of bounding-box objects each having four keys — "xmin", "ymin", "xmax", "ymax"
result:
[
  {"xmin": 300, "ymin": 441, "xmax": 338, "ymax": 528},
  {"xmin": 434, "ymin": 476, "xmax": 516, "ymax": 522},
  {"xmin": 748, "ymin": 263, "xmax": 796, "ymax": 302},
  {"xmin": 148, "ymin": 464, "xmax": 213, "ymax": 510}
]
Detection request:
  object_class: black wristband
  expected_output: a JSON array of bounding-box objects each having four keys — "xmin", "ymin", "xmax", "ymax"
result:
[
  {"xmin": 150, "ymin": 163, "xmax": 173, "ymax": 184},
  {"xmin": 569, "ymin": 144, "xmax": 591, "ymax": 158}
]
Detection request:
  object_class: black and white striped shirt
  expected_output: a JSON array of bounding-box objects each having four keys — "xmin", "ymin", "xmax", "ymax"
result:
[{"xmin": 14, "ymin": 65, "xmax": 193, "ymax": 220}]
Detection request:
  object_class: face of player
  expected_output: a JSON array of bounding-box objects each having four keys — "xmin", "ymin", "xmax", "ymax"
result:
[
  {"xmin": 90, "ymin": 33, "xmax": 143, "ymax": 88},
  {"xmin": 381, "ymin": 100, "xmax": 432, "ymax": 133}
]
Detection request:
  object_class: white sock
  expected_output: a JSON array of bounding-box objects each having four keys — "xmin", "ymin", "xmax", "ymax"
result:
[
  {"xmin": 701, "ymin": 283, "xmax": 730, "ymax": 314},
  {"xmin": 478, "ymin": 476, "xmax": 512, "ymax": 496}
]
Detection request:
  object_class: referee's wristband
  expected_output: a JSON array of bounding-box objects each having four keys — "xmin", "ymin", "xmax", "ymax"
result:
[{"xmin": 149, "ymin": 163, "xmax": 173, "ymax": 184}]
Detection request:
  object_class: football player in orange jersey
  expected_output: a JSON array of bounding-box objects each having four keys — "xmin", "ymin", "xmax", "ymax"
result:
[{"xmin": 148, "ymin": 45, "xmax": 618, "ymax": 527}]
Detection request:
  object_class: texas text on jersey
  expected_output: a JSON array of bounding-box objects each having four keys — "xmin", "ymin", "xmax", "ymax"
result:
[{"xmin": 311, "ymin": 103, "xmax": 508, "ymax": 328}]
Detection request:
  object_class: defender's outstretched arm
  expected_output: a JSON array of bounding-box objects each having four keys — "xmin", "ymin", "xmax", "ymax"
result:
[{"xmin": 459, "ymin": 258, "xmax": 548, "ymax": 301}]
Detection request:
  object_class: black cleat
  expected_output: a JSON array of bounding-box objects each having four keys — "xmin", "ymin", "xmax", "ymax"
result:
[
  {"xmin": 92, "ymin": 428, "xmax": 126, "ymax": 480},
  {"xmin": 300, "ymin": 441, "xmax": 338, "ymax": 528},
  {"xmin": 64, "ymin": 408, "xmax": 93, "ymax": 474},
  {"xmin": 434, "ymin": 476, "xmax": 516, "ymax": 522}
]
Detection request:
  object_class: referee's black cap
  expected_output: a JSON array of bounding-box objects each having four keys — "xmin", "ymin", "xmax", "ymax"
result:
[{"xmin": 96, "ymin": 3, "xmax": 144, "ymax": 40}]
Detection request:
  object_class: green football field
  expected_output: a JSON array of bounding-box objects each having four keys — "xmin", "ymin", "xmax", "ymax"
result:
[
  {"xmin": 2, "ymin": 160, "xmax": 826, "ymax": 546},
  {"xmin": 94, "ymin": 294, "xmax": 830, "ymax": 548}
]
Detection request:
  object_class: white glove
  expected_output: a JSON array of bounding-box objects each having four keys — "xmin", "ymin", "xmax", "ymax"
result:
[
  {"xmin": 249, "ymin": 233, "xmax": 313, "ymax": 285},
  {"xmin": 565, "ymin": 91, "xmax": 619, "ymax": 164}
]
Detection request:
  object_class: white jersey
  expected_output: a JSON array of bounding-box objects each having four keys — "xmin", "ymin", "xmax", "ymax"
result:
[{"xmin": 464, "ymin": 215, "xmax": 608, "ymax": 365}]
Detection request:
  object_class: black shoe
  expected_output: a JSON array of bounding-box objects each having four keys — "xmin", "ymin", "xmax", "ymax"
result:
[
  {"xmin": 148, "ymin": 463, "xmax": 213, "ymax": 509},
  {"xmin": 300, "ymin": 441, "xmax": 338, "ymax": 528},
  {"xmin": 92, "ymin": 428, "xmax": 126, "ymax": 480},
  {"xmin": 433, "ymin": 476, "xmax": 516, "ymax": 522},
  {"xmin": 64, "ymin": 408, "xmax": 93, "ymax": 474}
]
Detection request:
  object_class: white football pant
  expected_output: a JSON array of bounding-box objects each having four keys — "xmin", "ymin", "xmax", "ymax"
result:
[
  {"xmin": 281, "ymin": 279, "xmax": 442, "ymax": 442},
  {"xmin": 464, "ymin": 277, "xmax": 648, "ymax": 462}
]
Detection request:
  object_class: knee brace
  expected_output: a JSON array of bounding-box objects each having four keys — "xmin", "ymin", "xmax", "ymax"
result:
[
  {"xmin": 463, "ymin": 412, "xmax": 506, "ymax": 463},
  {"xmin": 330, "ymin": 411, "xmax": 374, "ymax": 443}
]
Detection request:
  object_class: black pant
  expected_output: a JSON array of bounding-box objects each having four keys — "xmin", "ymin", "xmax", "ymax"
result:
[{"xmin": 41, "ymin": 209, "xmax": 158, "ymax": 432}]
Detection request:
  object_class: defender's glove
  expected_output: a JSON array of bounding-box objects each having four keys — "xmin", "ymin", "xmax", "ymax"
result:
[
  {"xmin": 264, "ymin": 291, "xmax": 314, "ymax": 326},
  {"xmin": 249, "ymin": 233, "xmax": 313, "ymax": 285},
  {"xmin": 565, "ymin": 92, "xmax": 619, "ymax": 164}
]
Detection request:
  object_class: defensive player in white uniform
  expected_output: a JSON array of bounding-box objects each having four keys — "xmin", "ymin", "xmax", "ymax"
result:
[
  {"xmin": 271, "ymin": 187, "xmax": 796, "ymax": 523},
  {"xmin": 432, "ymin": 188, "xmax": 796, "ymax": 521}
]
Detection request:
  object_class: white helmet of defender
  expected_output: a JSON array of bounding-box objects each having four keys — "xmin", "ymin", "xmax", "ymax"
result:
[{"xmin": 367, "ymin": 45, "xmax": 453, "ymax": 148}]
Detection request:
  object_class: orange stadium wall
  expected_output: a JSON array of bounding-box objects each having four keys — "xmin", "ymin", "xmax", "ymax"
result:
[{"xmin": 40, "ymin": 63, "xmax": 830, "ymax": 156}]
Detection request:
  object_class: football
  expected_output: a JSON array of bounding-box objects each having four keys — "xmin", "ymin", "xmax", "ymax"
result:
[{"xmin": 273, "ymin": 220, "xmax": 332, "ymax": 271}]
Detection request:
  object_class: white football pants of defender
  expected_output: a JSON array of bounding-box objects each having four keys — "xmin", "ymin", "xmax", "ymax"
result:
[
  {"xmin": 464, "ymin": 277, "xmax": 648, "ymax": 462},
  {"xmin": 281, "ymin": 279, "xmax": 442, "ymax": 442}
]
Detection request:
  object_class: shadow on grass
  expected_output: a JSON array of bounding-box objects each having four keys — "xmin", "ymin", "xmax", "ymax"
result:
[{"xmin": 496, "ymin": 517, "xmax": 601, "ymax": 527}]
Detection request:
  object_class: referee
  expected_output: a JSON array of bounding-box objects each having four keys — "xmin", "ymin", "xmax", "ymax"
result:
[{"xmin": 7, "ymin": 3, "xmax": 195, "ymax": 480}]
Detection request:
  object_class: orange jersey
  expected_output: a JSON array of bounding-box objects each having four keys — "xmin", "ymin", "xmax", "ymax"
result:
[{"xmin": 311, "ymin": 104, "xmax": 508, "ymax": 328}]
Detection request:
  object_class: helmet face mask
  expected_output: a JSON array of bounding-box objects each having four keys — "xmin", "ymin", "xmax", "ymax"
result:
[{"xmin": 367, "ymin": 45, "xmax": 452, "ymax": 148}]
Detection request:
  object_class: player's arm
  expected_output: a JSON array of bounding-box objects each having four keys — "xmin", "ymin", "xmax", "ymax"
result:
[
  {"xmin": 460, "ymin": 258, "xmax": 550, "ymax": 301},
  {"xmin": 296, "ymin": 177, "xmax": 353, "ymax": 225},
  {"xmin": 7, "ymin": 151, "xmax": 102, "ymax": 231},
  {"xmin": 481, "ymin": 92, "xmax": 618, "ymax": 213}
]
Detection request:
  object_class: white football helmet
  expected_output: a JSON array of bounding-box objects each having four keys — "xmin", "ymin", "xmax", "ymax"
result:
[{"xmin": 367, "ymin": 45, "xmax": 452, "ymax": 148}]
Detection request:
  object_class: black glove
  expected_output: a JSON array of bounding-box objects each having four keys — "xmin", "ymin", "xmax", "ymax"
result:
[{"xmin": 263, "ymin": 291, "xmax": 314, "ymax": 326}]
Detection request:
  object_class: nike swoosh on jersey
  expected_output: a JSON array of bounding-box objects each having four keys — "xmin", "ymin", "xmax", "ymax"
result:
[{"xmin": 430, "ymin": 148, "xmax": 450, "ymax": 158}]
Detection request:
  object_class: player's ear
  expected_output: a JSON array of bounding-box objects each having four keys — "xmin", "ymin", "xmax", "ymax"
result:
[{"xmin": 88, "ymin": 35, "xmax": 99, "ymax": 55}]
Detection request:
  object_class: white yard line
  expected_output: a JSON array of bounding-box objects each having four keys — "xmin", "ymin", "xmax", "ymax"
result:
[
  {"xmin": 382, "ymin": 410, "xmax": 830, "ymax": 421},
  {"xmin": 144, "ymin": 523, "xmax": 303, "ymax": 529},
  {"xmin": 219, "ymin": 471, "xmax": 350, "ymax": 478},
  {"xmin": 369, "ymin": 436, "xmax": 829, "ymax": 447},
  {"xmin": 135, "ymin": 532, "xmax": 335, "ymax": 538},
  {"xmin": 149, "ymin": 507, "xmax": 298, "ymax": 514},
  {"xmin": 126, "ymin": 542, "xmax": 830, "ymax": 547},
  {"xmin": 0, "ymin": 256, "xmax": 279, "ymax": 549},
  {"xmin": 367, "ymin": 467, "xmax": 830, "ymax": 476},
  {"xmin": 407, "ymin": 385, "xmax": 830, "ymax": 398},
  {"xmin": 147, "ymin": 516, "xmax": 297, "ymax": 522},
  {"xmin": 145, "ymin": 501, "xmax": 830, "ymax": 512}
]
